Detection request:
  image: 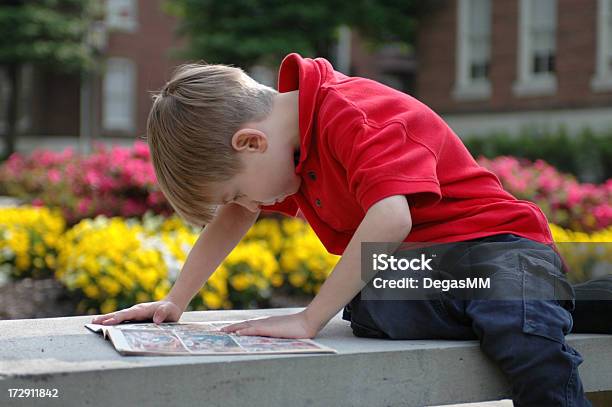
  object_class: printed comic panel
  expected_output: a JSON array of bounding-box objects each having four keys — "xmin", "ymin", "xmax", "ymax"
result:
[
  {"xmin": 122, "ymin": 329, "xmax": 188, "ymax": 353},
  {"xmin": 232, "ymin": 335, "xmax": 322, "ymax": 352},
  {"xmin": 173, "ymin": 331, "xmax": 245, "ymax": 353}
]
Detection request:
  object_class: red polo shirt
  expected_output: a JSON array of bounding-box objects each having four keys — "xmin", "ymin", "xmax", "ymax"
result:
[{"xmin": 262, "ymin": 53, "xmax": 554, "ymax": 256}]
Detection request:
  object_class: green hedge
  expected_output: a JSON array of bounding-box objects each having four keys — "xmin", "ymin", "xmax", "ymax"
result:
[{"xmin": 463, "ymin": 128, "xmax": 612, "ymax": 183}]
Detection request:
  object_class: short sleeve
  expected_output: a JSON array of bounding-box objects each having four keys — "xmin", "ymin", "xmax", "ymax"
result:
[
  {"xmin": 330, "ymin": 121, "xmax": 442, "ymax": 213},
  {"xmin": 260, "ymin": 196, "xmax": 299, "ymax": 217}
]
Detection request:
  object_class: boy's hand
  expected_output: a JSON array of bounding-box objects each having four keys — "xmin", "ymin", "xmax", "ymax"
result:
[
  {"xmin": 219, "ymin": 311, "xmax": 318, "ymax": 339},
  {"xmin": 90, "ymin": 300, "xmax": 183, "ymax": 325}
]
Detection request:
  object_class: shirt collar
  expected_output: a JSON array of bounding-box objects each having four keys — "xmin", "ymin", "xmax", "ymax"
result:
[{"xmin": 277, "ymin": 53, "xmax": 333, "ymax": 174}]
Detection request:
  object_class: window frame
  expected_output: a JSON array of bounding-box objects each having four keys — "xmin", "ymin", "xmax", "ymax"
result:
[
  {"xmin": 105, "ymin": 0, "xmax": 139, "ymax": 32},
  {"xmin": 102, "ymin": 57, "xmax": 137, "ymax": 133},
  {"xmin": 512, "ymin": 0, "xmax": 558, "ymax": 97},
  {"xmin": 591, "ymin": 0, "xmax": 612, "ymax": 92},
  {"xmin": 453, "ymin": 0, "xmax": 493, "ymax": 101}
]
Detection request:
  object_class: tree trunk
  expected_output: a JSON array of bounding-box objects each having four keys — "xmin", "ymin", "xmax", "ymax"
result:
[{"xmin": 4, "ymin": 63, "xmax": 20, "ymax": 159}]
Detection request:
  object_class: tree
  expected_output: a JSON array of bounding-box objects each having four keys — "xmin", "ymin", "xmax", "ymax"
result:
[
  {"xmin": 0, "ymin": 0, "xmax": 98, "ymax": 159},
  {"xmin": 163, "ymin": 0, "xmax": 442, "ymax": 69}
]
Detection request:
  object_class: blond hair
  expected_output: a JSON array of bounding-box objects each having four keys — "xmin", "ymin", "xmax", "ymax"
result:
[{"xmin": 146, "ymin": 62, "xmax": 277, "ymax": 228}]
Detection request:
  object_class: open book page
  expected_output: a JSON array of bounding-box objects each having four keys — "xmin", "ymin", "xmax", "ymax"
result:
[{"xmin": 85, "ymin": 320, "xmax": 337, "ymax": 356}]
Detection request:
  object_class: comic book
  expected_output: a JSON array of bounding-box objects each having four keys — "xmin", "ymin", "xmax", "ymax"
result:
[{"xmin": 85, "ymin": 320, "xmax": 337, "ymax": 356}]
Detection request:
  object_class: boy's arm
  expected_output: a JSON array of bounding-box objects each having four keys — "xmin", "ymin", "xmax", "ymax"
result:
[
  {"xmin": 220, "ymin": 194, "xmax": 412, "ymax": 338},
  {"xmin": 302, "ymin": 194, "xmax": 413, "ymax": 333},
  {"xmin": 165, "ymin": 203, "xmax": 261, "ymax": 311}
]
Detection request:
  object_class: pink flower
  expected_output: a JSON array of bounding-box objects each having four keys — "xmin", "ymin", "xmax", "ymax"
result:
[
  {"xmin": 593, "ymin": 204, "xmax": 612, "ymax": 228},
  {"xmin": 122, "ymin": 198, "xmax": 147, "ymax": 217},
  {"xmin": 47, "ymin": 169, "xmax": 62, "ymax": 184},
  {"xmin": 85, "ymin": 169, "xmax": 102, "ymax": 188},
  {"xmin": 133, "ymin": 140, "xmax": 151, "ymax": 160},
  {"xmin": 566, "ymin": 183, "xmax": 583, "ymax": 207},
  {"xmin": 77, "ymin": 197, "xmax": 92, "ymax": 215}
]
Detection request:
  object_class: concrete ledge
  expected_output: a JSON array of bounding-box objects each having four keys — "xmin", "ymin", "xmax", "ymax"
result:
[{"xmin": 1, "ymin": 307, "xmax": 611, "ymax": 407}]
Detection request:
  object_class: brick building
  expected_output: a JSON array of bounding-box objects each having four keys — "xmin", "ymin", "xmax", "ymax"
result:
[
  {"xmin": 1, "ymin": 0, "xmax": 610, "ymax": 154},
  {"xmin": 0, "ymin": 0, "xmax": 184, "ymax": 152},
  {"xmin": 415, "ymin": 0, "xmax": 612, "ymax": 136}
]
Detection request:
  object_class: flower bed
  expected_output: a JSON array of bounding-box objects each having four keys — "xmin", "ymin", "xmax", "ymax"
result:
[
  {"xmin": 0, "ymin": 206, "xmax": 65, "ymax": 280},
  {"xmin": 0, "ymin": 144, "xmax": 609, "ymax": 233},
  {"xmin": 0, "ymin": 205, "xmax": 609, "ymax": 317},
  {"xmin": 478, "ymin": 156, "xmax": 611, "ymax": 232},
  {"xmin": 8, "ymin": 209, "xmax": 340, "ymax": 315},
  {"xmin": 0, "ymin": 141, "xmax": 173, "ymax": 226}
]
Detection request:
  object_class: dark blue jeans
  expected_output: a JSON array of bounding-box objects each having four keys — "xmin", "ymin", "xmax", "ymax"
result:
[{"xmin": 343, "ymin": 233, "xmax": 592, "ymax": 407}]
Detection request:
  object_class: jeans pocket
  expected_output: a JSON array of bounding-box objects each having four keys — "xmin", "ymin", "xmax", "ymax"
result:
[
  {"xmin": 519, "ymin": 252, "xmax": 575, "ymax": 344},
  {"xmin": 519, "ymin": 250, "xmax": 575, "ymax": 304}
]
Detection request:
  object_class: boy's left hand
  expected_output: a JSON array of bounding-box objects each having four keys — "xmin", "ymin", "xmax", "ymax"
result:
[{"xmin": 219, "ymin": 311, "xmax": 318, "ymax": 339}]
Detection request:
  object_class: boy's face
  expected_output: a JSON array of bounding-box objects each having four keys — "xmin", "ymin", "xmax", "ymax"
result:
[{"xmin": 214, "ymin": 129, "xmax": 302, "ymax": 213}]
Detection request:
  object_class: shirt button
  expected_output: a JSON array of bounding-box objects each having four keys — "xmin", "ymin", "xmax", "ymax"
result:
[
  {"xmin": 308, "ymin": 171, "xmax": 317, "ymax": 181},
  {"xmin": 315, "ymin": 198, "xmax": 322, "ymax": 207}
]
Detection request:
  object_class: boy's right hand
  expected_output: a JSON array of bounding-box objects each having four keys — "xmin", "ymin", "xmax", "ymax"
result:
[{"xmin": 91, "ymin": 300, "xmax": 183, "ymax": 325}]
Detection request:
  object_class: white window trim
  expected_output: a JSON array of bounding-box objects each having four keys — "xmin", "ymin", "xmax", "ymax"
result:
[
  {"xmin": 102, "ymin": 57, "xmax": 137, "ymax": 133},
  {"xmin": 512, "ymin": 0, "xmax": 558, "ymax": 97},
  {"xmin": 591, "ymin": 0, "xmax": 612, "ymax": 92},
  {"xmin": 105, "ymin": 0, "xmax": 139, "ymax": 33},
  {"xmin": 17, "ymin": 64, "xmax": 33, "ymax": 132},
  {"xmin": 453, "ymin": 0, "xmax": 492, "ymax": 101}
]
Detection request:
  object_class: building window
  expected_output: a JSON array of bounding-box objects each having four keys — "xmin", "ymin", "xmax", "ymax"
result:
[
  {"xmin": 513, "ymin": 0, "xmax": 557, "ymax": 97},
  {"xmin": 609, "ymin": 3, "xmax": 612, "ymax": 71},
  {"xmin": 0, "ymin": 68, "xmax": 9, "ymax": 135},
  {"xmin": 453, "ymin": 0, "xmax": 492, "ymax": 101},
  {"xmin": 0, "ymin": 65, "xmax": 33, "ymax": 135},
  {"xmin": 102, "ymin": 58, "xmax": 136, "ymax": 133},
  {"xmin": 592, "ymin": 0, "xmax": 612, "ymax": 92},
  {"xmin": 609, "ymin": 4, "xmax": 612, "ymax": 71},
  {"xmin": 105, "ymin": 0, "xmax": 138, "ymax": 32}
]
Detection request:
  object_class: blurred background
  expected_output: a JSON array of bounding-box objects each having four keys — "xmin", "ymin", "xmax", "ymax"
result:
[{"xmin": 0, "ymin": 0, "xmax": 610, "ymax": 321}]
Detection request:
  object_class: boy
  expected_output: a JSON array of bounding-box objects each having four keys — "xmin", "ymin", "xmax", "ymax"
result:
[{"xmin": 92, "ymin": 53, "xmax": 593, "ymax": 406}]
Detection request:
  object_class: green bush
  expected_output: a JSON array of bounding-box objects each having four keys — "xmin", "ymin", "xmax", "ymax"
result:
[{"xmin": 463, "ymin": 127, "xmax": 612, "ymax": 183}]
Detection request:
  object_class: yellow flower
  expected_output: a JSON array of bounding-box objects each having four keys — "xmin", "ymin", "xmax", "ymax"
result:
[
  {"xmin": 230, "ymin": 274, "xmax": 252, "ymax": 291},
  {"xmin": 116, "ymin": 273, "xmax": 135, "ymax": 289},
  {"xmin": 136, "ymin": 291, "xmax": 150, "ymax": 303},
  {"xmin": 289, "ymin": 273, "xmax": 306, "ymax": 287},
  {"xmin": 75, "ymin": 273, "xmax": 89, "ymax": 288},
  {"xmin": 33, "ymin": 242, "xmax": 45, "ymax": 256},
  {"xmin": 154, "ymin": 284, "xmax": 169, "ymax": 301},
  {"xmin": 99, "ymin": 276, "xmax": 122, "ymax": 296},
  {"xmin": 33, "ymin": 257, "xmax": 44, "ymax": 269},
  {"xmin": 280, "ymin": 252, "xmax": 299, "ymax": 271},
  {"xmin": 271, "ymin": 274, "xmax": 284, "ymax": 287},
  {"xmin": 202, "ymin": 291, "xmax": 222, "ymax": 308},
  {"xmin": 207, "ymin": 273, "xmax": 228, "ymax": 297},
  {"xmin": 44, "ymin": 254, "xmax": 56, "ymax": 268},
  {"xmin": 83, "ymin": 285, "xmax": 100, "ymax": 299},
  {"xmin": 15, "ymin": 255, "xmax": 30, "ymax": 270},
  {"xmin": 281, "ymin": 218, "xmax": 307, "ymax": 235},
  {"xmin": 100, "ymin": 298, "xmax": 117, "ymax": 314},
  {"xmin": 138, "ymin": 269, "xmax": 158, "ymax": 291}
]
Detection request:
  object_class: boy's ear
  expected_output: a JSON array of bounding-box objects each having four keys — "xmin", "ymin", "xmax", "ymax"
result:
[{"xmin": 231, "ymin": 128, "xmax": 268, "ymax": 152}]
